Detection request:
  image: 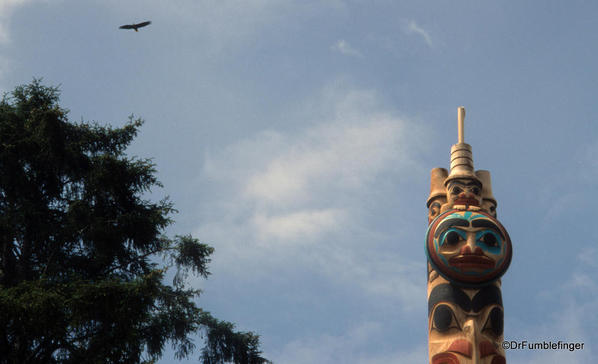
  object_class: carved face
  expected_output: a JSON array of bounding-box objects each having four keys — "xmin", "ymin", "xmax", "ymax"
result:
[
  {"xmin": 481, "ymin": 199, "xmax": 497, "ymax": 218},
  {"xmin": 446, "ymin": 180, "xmax": 483, "ymax": 208},
  {"xmin": 426, "ymin": 210, "xmax": 512, "ymax": 287},
  {"xmin": 429, "ymin": 200, "xmax": 444, "ymax": 223},
  {"xmin": 428, "ymin": 284, "xmax": 506, "ymax": 364}
]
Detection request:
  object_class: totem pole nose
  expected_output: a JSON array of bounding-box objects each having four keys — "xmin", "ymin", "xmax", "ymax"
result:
[
  {"xmin": 426, "ymin": 107, "xmax": 511, "ymax": 364},
  {"xmin": 460, "ymin": 232, "xmax": 477, "ymax": 255},
  {"xmin": 460, "ymin": 190, "xmax": 478, "ymax": 200},
  {"xmin": 460, "ymin": 245, "xmax": 472, "ymax": 255},
  {"xmin": 460, "ymin": 245, "xmax": 485, "ymax": 255},
  {"xmin": 462, "ymin": 318, "xmax": 480, "ymax": 355}
]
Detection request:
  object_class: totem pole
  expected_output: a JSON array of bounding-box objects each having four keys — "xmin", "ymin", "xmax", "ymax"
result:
[{"xmin": 425, "ymin": 107, "xmax": 512, "ymax": 364}]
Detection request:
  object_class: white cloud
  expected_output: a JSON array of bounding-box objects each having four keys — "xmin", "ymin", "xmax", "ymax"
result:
[
  {"xmin": 0, "ymin": 0, "xmax": 27, "ymax": 43},
  {"xmin": 508, "ymin": 250, "xmax": 597, "ymax": 363},
  {"xmin": 577, "ymin": 247, "xmax": 598, "ymax": 268},
  {"xmin": 312, "ymin": 246, "xmax": 425, "ymax": 311},
  {"xmin": 405, "ymin": 19, "xmax": 433, "ymax": 48},
  {"xmin": 331, "ymin": 39, "xmax": 363, "ymax": 57},
  {"xmin": 509, "ymin": 304, "xmax": 592, "ymax": 364},
  {"xmin": 0, "ymin": 0, "xmax": 46, "ymax": 85},
  {"xmin": 243, "ymin": 110, "xmax": 410, "ymax": 206},
  {"xmin": 538, "ymin": 138, "xmax": 598, "ymax": 223},
  {"xmin": 270, "ymin": 322, "xmax": 427, "ymax": 364},
  {"xmin": 252, "ymin": 208, "xmax": 346, "ymax": 243},
  {"xmin": 0, "ymin": 0, "xmax": 46, "ymax": 43},
  {"xmin": 194, "ymin": 83, "xmax": 429, "ymax": 307}
]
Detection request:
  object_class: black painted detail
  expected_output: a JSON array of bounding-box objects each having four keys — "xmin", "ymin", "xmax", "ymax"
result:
[
  {"xmin": 434, "ymin": 218, "xmax": 469, "ymax": 238},
  {"xmin": 471, "ymin": 219, "xmax": 505, "ymax": 240},
  {"xmin": 444, "ymin": 231, "xmax": 461, "ymax": 246},
  {"xmin": 428, "ymin": 284, "xmax": 503, "ymax": 316},
  {"xmin": 479, "ymin": 232, "xmax": 498, "ymax": 248},
  {"xmin": 471, "ymin": 285, "xmax": 503, "ymax": 312},
  {"xmin": 433, "ymin": 304, "xmax": 454, "ymax": 332},
  {"xmin": 428, "ymin": 284, "xmax": 471, "ymax": 316},
  {"xmin": 486, "ymin": 307, "xmax": 504, "ymax": 336}
]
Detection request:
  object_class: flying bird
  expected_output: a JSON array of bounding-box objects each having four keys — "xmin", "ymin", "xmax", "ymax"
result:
[{"xmin": 119, "ymin": 21, "xmax": 151, "ymax": 32}]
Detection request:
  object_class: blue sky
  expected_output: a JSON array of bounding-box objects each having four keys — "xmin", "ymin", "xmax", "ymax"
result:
[{"xmin": 2, "ymin": 1, "xmax": 598, "ymax": 363}]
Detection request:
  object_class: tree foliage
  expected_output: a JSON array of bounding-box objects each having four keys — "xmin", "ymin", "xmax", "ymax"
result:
[{"xmin": 0, "ymin": 80, "xmax": 270, "ymax": 364}]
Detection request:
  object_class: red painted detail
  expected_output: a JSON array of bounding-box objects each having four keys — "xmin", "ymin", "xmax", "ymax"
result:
[
  {"xmin": 449, "ymin": 254, "xmax": 494, "ymax": 270},
  {"xmin": 491, "ymin": 355, "xmax": 506, "ymax": 364},
  {"xmin": 454, "ymin": 196, "xmax": 480, "ymax": 206},
  {"xmin": 459, "ymin": 245, "xmax": 484, "ymax": 255},
  {"xmin": 479, "ymin": 340, "xmax": 497, "ymax": 358},
  {"xmin": 426, "ymin": 209, "xmax": 512, "ymax": 286},
  {"xmin": 447, "ymin": 339, "xmax": 473, "ymax": 358},
  {"xmin": 431, "ymin": 352, "xmax": 460, "ymax": 364}
]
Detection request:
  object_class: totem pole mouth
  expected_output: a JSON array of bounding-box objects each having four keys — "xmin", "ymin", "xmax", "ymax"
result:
[
  {"xmin": 449, "ymin": 254, "xmax": 494, "ymax": 270},
  {"xmin": 426, "ymin": 108, "xmax": 511, "ymax": 364}
]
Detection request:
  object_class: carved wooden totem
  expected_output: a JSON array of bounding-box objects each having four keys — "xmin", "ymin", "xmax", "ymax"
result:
[{"xmin": 426, "ymin": 108, "xmax": 512, "ymax": 364}]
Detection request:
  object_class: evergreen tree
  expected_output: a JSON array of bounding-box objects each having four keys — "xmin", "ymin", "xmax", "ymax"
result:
[{"xmin": 0, "ymin": 80, "xmax": 269, "ymax": 364}]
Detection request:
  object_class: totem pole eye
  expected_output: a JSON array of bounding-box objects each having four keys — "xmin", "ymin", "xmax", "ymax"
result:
[
  {"xmin": 432, "ymin": 304, "xmax": 460, "ymax": 333},
  {"xmin": 470, "ymin": 186, "xmax": 480, "ymax": 195},
  {"xmin": 451, "ymin": 186, "xmax": 462, "ymax": 195},
  {"xmin": 482, "ymin": 307, "xmax": 504, "ymax": 336},
  {"xmin": 477, "ymin": 231, "xmax": 500, "ymax": 248},
  {"xmin": 430, "ymin": 202, "xmax": 441, "ymax": 215},
  {"xmin": 441, "ymin": 229, "xmax": 464, "ymax": 247}
]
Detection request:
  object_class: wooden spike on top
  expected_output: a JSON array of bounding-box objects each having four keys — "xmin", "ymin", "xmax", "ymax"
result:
[{"xmin": 457, "ymin": 106, "xmax": 465, "ymax": 144}]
